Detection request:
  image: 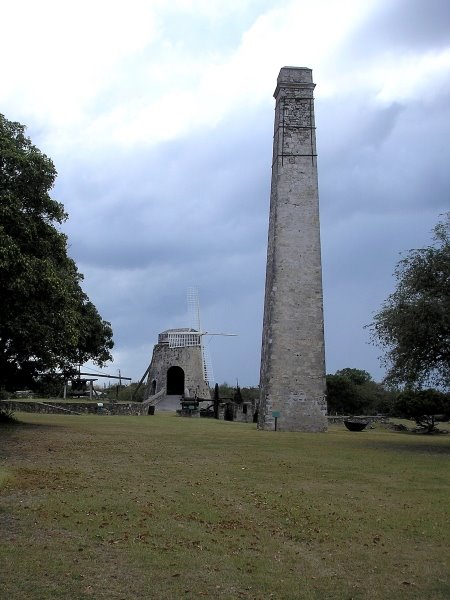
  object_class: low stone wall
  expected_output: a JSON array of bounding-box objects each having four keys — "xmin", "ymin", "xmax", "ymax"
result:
[
  {"xmin": 1, "ymin": 400, "xmax": 144, "ymax": 416},
  {"xmin": 327, "ymin": 415, "xmax": 389, "ymax": 424},
  {"xmin": 3, "ymin": 402, "xmax": 390, "ymax": 425}
]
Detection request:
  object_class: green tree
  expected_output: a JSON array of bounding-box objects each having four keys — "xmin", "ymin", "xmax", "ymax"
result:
[
  {"xmin": 326, "ymin": 374, "xmax": 363, "ymax": 415},
  {"xmin": 218, "ymin": 383, "xmax": 259, "ymax": 406},
  {"xmin": 233, "ymin": 385, "xmax": 243, "ymax": 404},
  {"xmin": 240, "ymin": 386, "xmax": 260, "ymax": 404},
  {"xmin": 105, "ymin": 382, "xmax": 144, "ymax": 402},
  {"xmin": 393, "ymin": 389, "xmax": 449, "ymax": 433},
  {"xmin": 0, "ymin": 114, "xmax": 113, "ymax": 390},
  {"xmin": 370, "ymin": 213, "xmax": 450, "ymax": 390},
  {"xmin": 335, "ymin": 368, "xmax": 372, "ymax": 386},
  {"xmin": 327, "ymin": 368, "xmax": 394, "ymax": 415},
  {"xmin": 218, "ymin": 382, "xmax": 234, "ymax": 398}
]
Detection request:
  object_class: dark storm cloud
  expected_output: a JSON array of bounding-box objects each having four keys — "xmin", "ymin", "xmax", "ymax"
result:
[
  {"xmin": 311, "ymin": 0, "xmax": 450, "ymax": 379},
  {"xmin": 316, "ymin": 79, "xmax": 450, "ymax": 377},
  {"xmin": 344, "ymin": 0, "xmax": 450, "ymax": 57},
  {"xmin": 318, "ymin": 83, "xmax": 450, "ymax": 214},
  {"xmin": 54, "ymin": 106, "xmax": 272, "ymax": 382},
  {"xmin": 59, "ymin": 107, "xmax": 271, "ymax": 273},
  {"xmin": 59, "ymin": 61, "xmax": 450, "ymax": 384},
  {"xmin": 14, "ymin": 0, "xmax": 447, "ymax": 385}
]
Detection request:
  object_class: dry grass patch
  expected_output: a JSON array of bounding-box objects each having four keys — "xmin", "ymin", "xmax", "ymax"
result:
[{"xmin": 0, "ymin": 414, "xmax": 449, "ymax": 599}]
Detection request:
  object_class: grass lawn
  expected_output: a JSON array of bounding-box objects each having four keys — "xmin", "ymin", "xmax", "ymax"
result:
[{"xmin": 1, "ymin": 413, "xmax": 449, "ymax": 600}]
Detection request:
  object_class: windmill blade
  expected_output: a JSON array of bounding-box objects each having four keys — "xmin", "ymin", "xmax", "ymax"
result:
[
  {"xmin": 187, "ymin": 286, "xmax": 201, "ymax": 332},
  {"xmin": 186, "ymin": 287, "xmax": 217, "ymax": 385},
  {"xmin": 201, "ymin": 344, "xmax": 215, "ymax": 387},
  {"xmin": 202, "ymin": 332, "xmax": 237, "ymax": 337}
]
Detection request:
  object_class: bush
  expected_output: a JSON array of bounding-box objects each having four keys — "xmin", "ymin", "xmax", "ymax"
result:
[
  {"xmin": 0, "ymin": 407, "xmax": 16, "ymax": 423},
  {"xmin": 393, "ymin": 389, "xmax": 449, "ymax": 433},
  {"xmin": 326, "ymin": 369, "xmax": 395, "ymax": 415}
]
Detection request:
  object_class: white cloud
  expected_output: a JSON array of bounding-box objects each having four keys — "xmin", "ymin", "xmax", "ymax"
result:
[
  {"xmin": 1, "ymin": 1, "xmax": 159, "ymax": 122},
  {"xmin": 2, "ymin": 0, "xmax": 381, "ymax": 152},
  {"xmin": 375, "ymin": 49, "xmax": 450, "ymax": 102}
]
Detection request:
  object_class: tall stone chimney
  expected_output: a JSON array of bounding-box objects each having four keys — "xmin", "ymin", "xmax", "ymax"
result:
[{"xmin": 258, "ymin": 67, "xmax": 327, "ymax": 432}]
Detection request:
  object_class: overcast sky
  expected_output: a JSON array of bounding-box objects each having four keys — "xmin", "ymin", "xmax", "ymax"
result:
[{"xmin": 2, "ymin": 0, "xmax": 449, "ymax": 387}]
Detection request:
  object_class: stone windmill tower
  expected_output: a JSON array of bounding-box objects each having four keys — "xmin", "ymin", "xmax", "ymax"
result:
[{"xmin": 142, "ymin": 289, "xmax": 216, "ymax": 411}]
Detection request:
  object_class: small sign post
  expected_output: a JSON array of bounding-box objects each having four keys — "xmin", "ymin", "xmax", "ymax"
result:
[{"xmin": 272, "ymin": 411, "xmax": 281, "ymax": 431}]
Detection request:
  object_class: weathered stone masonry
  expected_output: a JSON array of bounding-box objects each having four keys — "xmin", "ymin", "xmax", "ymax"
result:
[
  {"xmin": 146, "ymin": 336, "xmax": 210, "ymax": 399},
  {"xmin": 258, "ymin": 67, "xmax": 327, "ymax": 432}
]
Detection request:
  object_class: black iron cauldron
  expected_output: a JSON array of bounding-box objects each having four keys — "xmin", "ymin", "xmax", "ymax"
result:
[{"xmin": 344, "ymin": 419, "xmax": 369, "ymax": 432}]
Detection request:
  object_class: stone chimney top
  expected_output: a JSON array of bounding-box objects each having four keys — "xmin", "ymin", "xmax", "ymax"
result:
[{"xmin": 274, "ymin": 67, "xmax": 315, "ymax": 98}]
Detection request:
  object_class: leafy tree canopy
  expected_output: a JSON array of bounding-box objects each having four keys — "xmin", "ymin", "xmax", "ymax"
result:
[
  {"xmin": 218, "ymin": 383, "xmax": 259, "ymax": 404},
  {"xmin": 0, "ymin": 114, "xmax": 113, "ymax": 390},
  {"xmin": 370, "ymin": 213, "xmax": 450, "ymax": 390},
  {"xmin": 327, "ymin": 368, "xmax": 393, "ymax": 415},
  {"xmin": 335, "ymin": 368, "xmax": 373, "ymax": 386},
  {"xmin": 393, "ymin": 389, "xmax": 449, "ymax": 433},
  {"xmin": 218, "ymin": 382, "xmax": 235, "ymax": 398}
]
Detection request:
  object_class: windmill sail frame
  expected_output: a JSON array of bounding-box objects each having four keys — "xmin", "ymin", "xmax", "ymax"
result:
[{"xmin": 188, "ymin": 287, "xmax": 214, "ymax": 386}]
